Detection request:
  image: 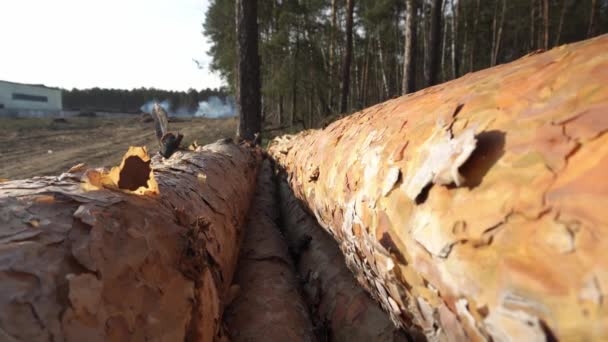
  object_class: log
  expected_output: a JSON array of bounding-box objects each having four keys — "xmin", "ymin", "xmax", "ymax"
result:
[
  {"xmin": 0, "ymin": 141, "xmax": 260, "ymax": 342},
  {"xmin": 278, "ymin": 180, "xmax": 417, "ymax": 342},
  {"xmin": 269, "ymin": 35, "xmax": 608, "ymax": 341},
  {"xmin": 224, "ymin": 160, "xmax": 316, "ymax": 341}
]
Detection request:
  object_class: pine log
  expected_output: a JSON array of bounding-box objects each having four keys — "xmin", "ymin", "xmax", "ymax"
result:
[
  {"xmin": 224, "ymin": 160, "xmax": 316, "ymax": 341},
  {"xmin": 269, "ymin": 35, "xmax": 608, "ymax": 341},
  {"xmin": 0, "ymin": 141, "xmax": 260, "ymax": 342},
  {"xmin": 278, "ymin": 180, "xmax": 416, "ymax": 342}
]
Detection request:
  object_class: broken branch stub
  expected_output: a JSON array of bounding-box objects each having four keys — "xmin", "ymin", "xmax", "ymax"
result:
[
  {"xmin": 269, "ymin": 35, "xmax": 608, "ymax": 341},
  {"xmin": 0, "ymin": 140, "xmax": 260, "ymax": 342}
]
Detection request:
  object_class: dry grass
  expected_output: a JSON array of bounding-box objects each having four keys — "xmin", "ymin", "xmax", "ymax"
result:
[{"xmin": 0, "ymin": 116, "xmax": 237, "ymax": 179}]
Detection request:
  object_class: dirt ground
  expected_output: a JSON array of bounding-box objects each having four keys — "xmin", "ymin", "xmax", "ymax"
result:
[{"xmin": 0, "ymin": 116, "xmax": 237, "ymax": 180}]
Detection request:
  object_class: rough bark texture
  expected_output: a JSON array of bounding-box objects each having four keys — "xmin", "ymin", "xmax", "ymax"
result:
[
  {"xmin": 0, "ymin": 141, "xmax": 260, "ymax": 342},
  {"xmin": 236, "ymin": 0, "xmax": 262, "ymax": 141},
  {"xmin": 224, "ymin": 160, "xmax": 316, "ymax": 341},
  {"xmin": 270, "ymin": 36, "xmax": 608, "ymax": 341},
  {"xmin": 278, "ymin": 180, "xmax": 416, "ymax": 342}
]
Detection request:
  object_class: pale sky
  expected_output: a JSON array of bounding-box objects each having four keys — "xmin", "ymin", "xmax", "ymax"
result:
[{"xmin": 0, "ymin": 0, "xmax": 224, "ymax": 91}]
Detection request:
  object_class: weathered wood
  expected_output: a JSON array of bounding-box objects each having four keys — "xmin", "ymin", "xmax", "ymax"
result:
[
  {"xmin": 270, "ymin": 36, "xmax": 608, "ymax": 341},
  {"xmin": 224, "ymin": 160, "xmax": 316, "ymax": 341},
  {"xmin": 0, "ymin": 141, "xmax": 260, "ymax": 342},
  {"xmin": 278, "ymin": 180, "xmax": 416, "ymax": 342}
]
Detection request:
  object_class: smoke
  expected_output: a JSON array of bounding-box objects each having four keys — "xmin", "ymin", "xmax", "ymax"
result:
[
  {"xmin": 194, "ymin": 96, "xmax": 236, "ymax": 118},
  {"xmin": 140, "ymin": 99, "xmax": 170, "ymax": 114},
  {"xmin": 139, "ymin": 97, "xmax": 236, "ymax": 118}
]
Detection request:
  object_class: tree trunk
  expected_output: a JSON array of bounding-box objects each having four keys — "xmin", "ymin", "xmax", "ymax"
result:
[
  {"xmin": 0, "ymin": 142, "xmax": 260, "ymax": 342},
  {"xmin": 278, "ymin": 180, "xmax": 420, "ymax": 341},
  {"xmin": 425, "ymin": 0, "xmax": 443, "ymax": 87},
  {"xmin": 402, "ymin": 0, "xmax": 417, "ymax": 94},
  {"xmin": 469, "ymin": 0, "xmax": 480, "ymax": 72},
  {"xmin": 236, "ymin": 0, "xmax": 261, "ymax": 142},
  {"xmin": 491, "ymin": 0, "xmax": 507, "ymax": 66},
  {"xmin": 329, "ymin": 0, "xmax": 338, "ymax": 111},
  {"xmin": 224, "ymin": 160, "xmax": 316, "ymax": 341},
  {"xmin": 588, "ymin": 0, "xmax": 598, "ymax": 37},
  {"xmin": 440, "ymin": 0, "xmax": 448, "ymax": 82},
  {"xmin": 450, "ymin": 0, "xmax": 459, "ymax": 79},
  {"xmin": 530, "ymin": 0, "xmax": 537, "ymax": 50},
  {"xmin": 543, "ymin": 0, "xmax": 550, "ymax": 50},
  {"xmin": 269, "ymin": 36, "xmax": 608, "ymax": 341},
  {"xmin": 340, "ymin": 0, "xmax": 355, "ymax": 113},
  {"xmin": 378, "ymin": 33, "xmax": 390, "ymax": 99}
]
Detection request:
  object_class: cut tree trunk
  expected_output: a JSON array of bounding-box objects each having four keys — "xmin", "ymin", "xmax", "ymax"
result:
[
  {"xmin": 278, "ymin": 180, "xmax": 420, "ymax": 342},
  {"xmin": 269, "ymin": 36, "xmax": 608, "ymax": 341},
  {"xmin": 224, "ymin": 160, "xmax": 315, "ymax": 341},
  {"xmin": 0, "ymin": 141, "xmax": 260, "ymax": 342}
]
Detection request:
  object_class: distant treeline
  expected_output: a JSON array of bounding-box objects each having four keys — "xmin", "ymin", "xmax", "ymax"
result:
[{"xmin": 62, "ymin": 87, "xmax": 228, "ymax": 113}]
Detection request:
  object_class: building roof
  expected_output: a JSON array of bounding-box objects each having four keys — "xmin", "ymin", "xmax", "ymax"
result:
[{"xmin": 0, "ymin": 80, "xmax": 62, "ymax": 91}]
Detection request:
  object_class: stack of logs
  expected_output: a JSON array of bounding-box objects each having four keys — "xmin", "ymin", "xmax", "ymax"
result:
[{"xmin": 0, "ymin": 35, "xmax": 607, "ymax": 341}]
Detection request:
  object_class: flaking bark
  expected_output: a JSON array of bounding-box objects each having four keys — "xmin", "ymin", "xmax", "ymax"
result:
[
  {"xmin": 278, "ymin": 180, "xmax": 416, "ymax": 342},
  {"xmin": 0, "ymin": 141, "xmax": 260, "ymax": 342},
  {"xmin": 270, "ymin": 36, "xmax": 608, "ymax": 341}
]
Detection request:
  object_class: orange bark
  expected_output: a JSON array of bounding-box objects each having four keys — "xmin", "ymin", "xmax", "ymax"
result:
[
  {"xmin": 270, "ymin": 36, "xmax": 608, "ymax": 341},
  {"xmin": 0, "ymin": 141, "xmax": 260, "ymax": 342},
  {"xmin": 224, "ymin": 160, "xmax": 316, "ymax": 341}
]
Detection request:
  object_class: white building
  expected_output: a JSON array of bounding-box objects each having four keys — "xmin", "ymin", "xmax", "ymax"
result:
[{"xmin": 0, "ymin": 80, "xmax": 62, "ymax": 117}]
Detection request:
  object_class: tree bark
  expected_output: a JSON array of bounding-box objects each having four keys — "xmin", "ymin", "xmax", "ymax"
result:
[
  {"xmin": 236, "ymin": 0, "xmax": 261, "ymax": 142},
  {"xmin": 278, "ymin": 179, "xmax": 420, "ymax": 341},
  {"xmin": 425, "ymin": 0, "xmax": 443, "ymax": 87},
  {"xmin": 402, "ymin": 0, "xmax": 417, "ymax": 94},
  {"xmin": 270, "ymin": 36, "xmax": 608, "ymax": 341},
  {"xmin": 0, "ymin": 142, "xmax": 260, "ymax": 342},
  {"xmin": 224, "ymin": 160, "xmax": 316, "ymax": 341},
  {"xmin": 340, "ymin": 0, "xmax": 355, "ymax": 113}
]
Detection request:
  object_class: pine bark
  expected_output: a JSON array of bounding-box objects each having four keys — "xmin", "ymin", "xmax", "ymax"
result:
[
  {"xmin": 340, "ymin": 0, "xmax": 355, "ymax": 113},
  {"xmin": 224, "ymin": 160, "xmax": 315, "ymax": 341},
  {"xmin": 0, "ymin": 141, "xmax": 260, "ymax": 342},
  {"xmin": 270, "ymin": 36, "xmax": 608, "ymax": 341},
  {"xmin": 236, "ymin": 0, "xmax": 261, "ymax": 142},
  {"xmin": 278, "ymin": 180, "xmax": 419, "ymax": 341}
]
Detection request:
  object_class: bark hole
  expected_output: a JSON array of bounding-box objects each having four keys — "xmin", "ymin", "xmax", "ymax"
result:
[
  {"xmin": 458, "ymin": 130, "xmax": 506, "ymax": 189},
  {"xmin": 117, "ymin": 156, "xmax": 152, "ymax": 191}
]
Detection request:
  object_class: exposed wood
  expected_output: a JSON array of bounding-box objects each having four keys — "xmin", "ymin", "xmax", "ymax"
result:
[
  {"xmin": 278, "ymin": 179, "xmax": 419, "ymax": 341},
  {"xmin": 224, "ymin": 160, "xmax": 315, "ymax": 341},
  {"xmin": 0, "ymin": 141, "xmax": 260, "ymax": 342},
  {"xmin": 270, "ymin": 36, "xmax": 608, "ymax": 341}
]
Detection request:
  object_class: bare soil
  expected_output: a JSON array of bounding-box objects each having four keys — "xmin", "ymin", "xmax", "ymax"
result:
[{"xmin": 0, "ymin": 116, "xmax": 237, "ymax": 180}]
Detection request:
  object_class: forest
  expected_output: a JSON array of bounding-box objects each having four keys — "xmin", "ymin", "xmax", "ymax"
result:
[
  {"xmin": 205, "ymin": 0, "xmax": 608, "ymax": 130},
  {"xmin": 62, "ymin": 87, "xmax": 227, "ymax": 114}
]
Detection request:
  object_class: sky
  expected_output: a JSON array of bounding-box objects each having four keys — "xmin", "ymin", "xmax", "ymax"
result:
[{"xmin": 0, "ymin": 0, "xmax": 224, "ymax": 91}]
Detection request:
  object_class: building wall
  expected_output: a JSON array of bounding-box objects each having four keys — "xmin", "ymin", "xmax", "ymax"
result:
[{"xmin": 0, "ymin": 81, "xmax": 62, "ymax": 116}]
